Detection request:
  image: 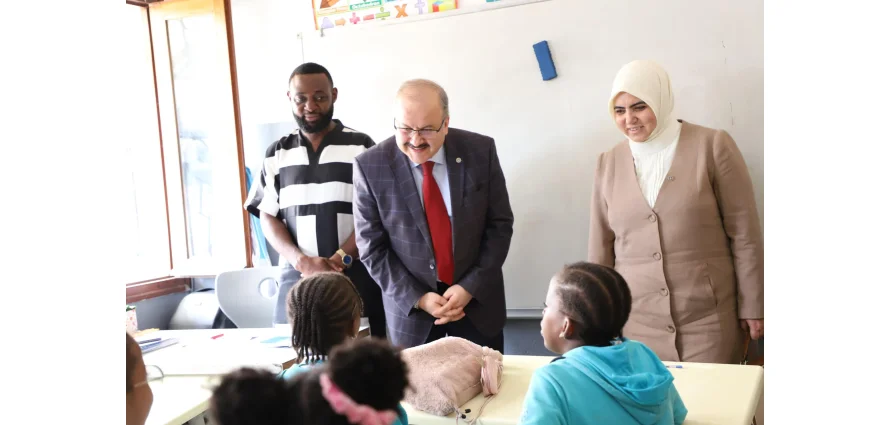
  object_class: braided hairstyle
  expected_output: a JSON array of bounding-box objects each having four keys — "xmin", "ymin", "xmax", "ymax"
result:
[
  {"xmin": 210, "ymin": 338, "xmax": 409, "ymax": 425},
  {"xmin": 286, "ymin": 272, "xmax": 363, "ymax": 363},
  {"xmin": 552, "ymin": 262, "xmax": 633, "ymax": 347}
]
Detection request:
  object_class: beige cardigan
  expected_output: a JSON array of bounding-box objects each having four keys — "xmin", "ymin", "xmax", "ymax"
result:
[{"xmin": 589, "ymin": 121, "xmax": 763, "ymax": 363}]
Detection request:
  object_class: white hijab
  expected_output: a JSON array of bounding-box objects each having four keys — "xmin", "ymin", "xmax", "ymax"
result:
[{"xmin": 608, "ymin": 60, "xmax": 682, "ymax": 152}]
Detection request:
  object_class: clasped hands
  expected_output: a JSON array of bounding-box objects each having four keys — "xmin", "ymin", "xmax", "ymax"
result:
[
  {"xmin": 418, "ymin": 285, "xmax": 473, "ymax": 325},
  {"xmin": 292, "ymin": 254, "xmax": 346, "ymax": 276}
]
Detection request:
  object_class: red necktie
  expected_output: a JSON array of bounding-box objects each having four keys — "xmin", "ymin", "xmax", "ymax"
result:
[{"xmin": 422, "ymin": 161, "xmax": 454, "ymax": 285}]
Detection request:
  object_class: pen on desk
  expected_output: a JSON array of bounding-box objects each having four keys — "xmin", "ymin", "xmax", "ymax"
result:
[
  {"xmin": 211, "ymin": 333, "xmax": 224, "ymax": 340},
  {"xmin": 138, "ymin": 338, "xmax": 162, "ymax": 345}
]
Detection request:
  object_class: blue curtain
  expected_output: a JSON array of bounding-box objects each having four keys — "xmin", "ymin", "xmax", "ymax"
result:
[{"xmin": 245, "ymin": 168, "xmax": 269, "ymax": 261}]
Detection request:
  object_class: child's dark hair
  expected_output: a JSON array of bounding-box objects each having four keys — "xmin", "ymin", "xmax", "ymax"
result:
[
  {"xmin": 126, "ymin": 333, "xmax": 140, "ymax": 393},
  {"xmin": 553, "ymin": 262, "xmax": 633, "ymax": 347},
  {"xmin": 287, "ymin": 272, "xmax": 363, "ymax": 363},
  {"xmin": 210, "ymin": 337, "xmax": 409, "ymax": 425}
]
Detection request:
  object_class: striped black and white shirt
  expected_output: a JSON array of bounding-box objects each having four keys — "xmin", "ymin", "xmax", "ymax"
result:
[{"xmin": 244, "ymin": 120, "xmax": 375, "ymax": 259}]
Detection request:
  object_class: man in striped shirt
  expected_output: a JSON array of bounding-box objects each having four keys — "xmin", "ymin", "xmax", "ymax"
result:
[{"xmin": 244, "ymin": 62, "xmax": 385, "ymax": 337}]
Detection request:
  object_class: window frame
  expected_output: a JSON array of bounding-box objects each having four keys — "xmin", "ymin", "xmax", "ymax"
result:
[
  {"xmin": 149, "ymin": 0, "xmax": 251, "ymax": 277},
  {"xmin": 125, "ymin": 0, "xmax": 252, "ymax": 301}
]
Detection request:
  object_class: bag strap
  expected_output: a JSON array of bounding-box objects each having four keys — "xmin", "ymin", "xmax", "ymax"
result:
[
  {"xmin": 458, "ymin": 350, "xmax": 504, "ymax": 425},
  {"xmin": 480, "ymin": 350, "xmax": 502, "ymax": 396}
]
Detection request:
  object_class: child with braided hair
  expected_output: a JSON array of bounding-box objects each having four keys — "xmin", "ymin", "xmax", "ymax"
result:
[
  {"xmin": 282, "ymin": 271, "xmax": 364, "ymax": 371},
  {"xmin": 519, "ymin": 262, "xmax": 687, "ymax": 425},
  {"xmin": 276, "ymin": 271, "xmax": 408, "ymax": 425}
]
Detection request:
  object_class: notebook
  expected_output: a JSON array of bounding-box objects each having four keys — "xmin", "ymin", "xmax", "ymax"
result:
[{"xmin": 139, "ymin": 337, "xmax": 179, "ymax": 354}]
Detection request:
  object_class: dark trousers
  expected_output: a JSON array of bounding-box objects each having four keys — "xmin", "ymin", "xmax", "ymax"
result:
[
  {"xmin": 273, "ymin": 262, "xmax": 387, "ymax": 339},
  {"xmin": 424, "ymin": 281, "xmax": 504, "ymax": 352},
  {"xmin": 349, "ymin": 262, "xmax": 387, "ymax": 338}
]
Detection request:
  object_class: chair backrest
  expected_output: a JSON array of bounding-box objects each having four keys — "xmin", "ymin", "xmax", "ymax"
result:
[
  {"xmin": 168, "ymin": 289, "xmax": 221, "ymax": 330},
  {"xmin": 215, "ymin": 267, "xmax": 280, "ymax": 328}
]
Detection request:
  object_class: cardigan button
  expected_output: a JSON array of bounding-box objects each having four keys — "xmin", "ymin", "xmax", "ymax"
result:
[
  {"xmin": 667, "ymin": 325, "xmax": 676, "ymax": 333},
  {"xmin": 660, "ymin": 288, "xmax": 669, "ymax": 296},
  {"xmin": 648, "ymin": 214, "xmax": 657, "ymax": 222},
  {"xmin": 653, "ymin": 252, "xmax": 662, "ymax": 260}
]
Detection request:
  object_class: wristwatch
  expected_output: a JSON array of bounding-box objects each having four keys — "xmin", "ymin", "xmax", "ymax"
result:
[{"xmin": 336, "ymin": 249, "xmax": 353, "ymax": 268}]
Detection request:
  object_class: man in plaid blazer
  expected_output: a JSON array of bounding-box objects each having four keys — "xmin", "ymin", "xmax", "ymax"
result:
[{"xmin": 353, "ymin": 79, "xmax": 514, "ymax": 350}]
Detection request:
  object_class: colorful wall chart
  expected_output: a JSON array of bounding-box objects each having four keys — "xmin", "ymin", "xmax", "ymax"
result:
[{"xmin": 313, "ymin": 0, "xmax": 459, "ymax": 30}]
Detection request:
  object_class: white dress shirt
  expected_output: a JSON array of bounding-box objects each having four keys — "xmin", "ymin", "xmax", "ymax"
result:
[{"xmin": 411, "ymin": 145, "xmax": 453, "ymax": 220}]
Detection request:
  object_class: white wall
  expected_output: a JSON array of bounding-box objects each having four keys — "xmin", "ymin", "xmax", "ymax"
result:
[
  {"xmin": 233, "ymin": 0, "xmax": 764, "ymax": 314},
  {"xmin": 231, "ymin": 0, "xmax": 306, "ymax": 174}
]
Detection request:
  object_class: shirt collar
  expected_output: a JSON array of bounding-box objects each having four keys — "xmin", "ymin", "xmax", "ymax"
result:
[{"xmin": 412, "ymin": 144, "xmax": 447, "ymax": 168}]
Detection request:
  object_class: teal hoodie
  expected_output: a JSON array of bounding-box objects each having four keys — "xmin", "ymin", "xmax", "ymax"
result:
[
  {"xmin": 278, "ymin": 361, "xmax": 409, "ymax": 425},
  {"xmin": 519, "ymin": 339, "xmax": 687, "ymax": 425}
]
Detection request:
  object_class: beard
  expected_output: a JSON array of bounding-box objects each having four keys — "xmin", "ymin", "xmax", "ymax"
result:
[{"xmin": 294, "ymin": 105, "xmax": 335, "ymax": 134}]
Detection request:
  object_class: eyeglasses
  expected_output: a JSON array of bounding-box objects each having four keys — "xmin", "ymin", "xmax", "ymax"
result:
[
  {"xmin": 394, "ymin": 117, "xmax": 446, "ymax": 139},
  {"xmin": 134, "ymin": 365, "xmax": 165, "ymax": 388}
]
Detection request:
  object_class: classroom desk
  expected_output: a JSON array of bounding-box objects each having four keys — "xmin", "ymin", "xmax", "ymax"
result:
[
  {"xmin": 142, "ymin": 328, "xmax": 298, "ymax": 376},
  {"xmin": 402, "ymin": 355, "xmax": 764, "ymax": 425},
  {"xmin": 142, "ymin": 328, "xmax": 294, "ymax": 425},
  {"xmin": 142, "ymin": 326, "xmax": 369, "ymax": 425},
  {"xmin": 146, "ymin": 376, "xmax": 215, "ymax": 425}
]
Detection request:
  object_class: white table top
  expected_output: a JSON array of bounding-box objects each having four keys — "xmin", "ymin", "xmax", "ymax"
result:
[
  {"xmin": 141, "ymin": 328, "xmax": 298, "ymax": 376},
  {"xmin": 146, "ymin": 376, "xmax": 215, "ymax": 425},
  {"xmin": 142, "ymin": 326, "xmax": 369, "ymax": 425},
  {"xmin": 143, "ymin": 328, "xmax": 295, "ymax": 425},
  {"xmin": 142, "ymin": 334, "xmax": 761, "ymax": 425},
  {"xmin": 402, "ymin": 356, "xmax": 764, "ymax": 425}
]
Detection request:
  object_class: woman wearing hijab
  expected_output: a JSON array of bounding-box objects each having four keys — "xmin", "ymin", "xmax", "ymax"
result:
[{"xmin": 588, "ymin": 60, "xmax": 764, "ymax": 364}]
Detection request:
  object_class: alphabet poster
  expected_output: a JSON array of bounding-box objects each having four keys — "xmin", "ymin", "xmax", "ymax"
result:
[{"xmin": 313, "ymin": 0, "xmax": 459, "ymax": 30}]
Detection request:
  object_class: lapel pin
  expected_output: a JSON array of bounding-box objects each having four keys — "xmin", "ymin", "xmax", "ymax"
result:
[{"xmin": 456, "ymin": 157, "xmax": 462, "ymax": 163}]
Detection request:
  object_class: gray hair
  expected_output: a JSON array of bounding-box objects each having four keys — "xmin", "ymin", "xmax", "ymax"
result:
[{"xmin": 397, "ymin": 79, "xmax": 449, "ymax": 119}]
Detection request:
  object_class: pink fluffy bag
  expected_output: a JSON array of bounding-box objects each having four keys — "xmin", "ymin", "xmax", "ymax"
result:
[{"xmin": 401, "ymin": 336, "xmax": 503, "ymax": 419}]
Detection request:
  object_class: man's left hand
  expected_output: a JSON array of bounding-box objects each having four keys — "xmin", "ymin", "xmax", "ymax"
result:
[
  {"xmin": 740, "ymin": 319, "xmax": 764, "ymax": 340},
  {"xmin": 327, "ymin": 254, "xmax": 346, "ymax": 273},
  {"xmin": 434, "ymin": 285, "xmax": 473, "ymax": 319}
]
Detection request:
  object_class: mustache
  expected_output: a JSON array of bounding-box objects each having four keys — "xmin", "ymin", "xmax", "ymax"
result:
[{"xmin": 403, "ymin": 141, "xmax": 430, "ymax": 149}]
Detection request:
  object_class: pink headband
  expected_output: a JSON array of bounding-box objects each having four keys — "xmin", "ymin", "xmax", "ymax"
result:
[{"xmin": 319, "ymin": 373, "xmax": 398, "ymax": 425}]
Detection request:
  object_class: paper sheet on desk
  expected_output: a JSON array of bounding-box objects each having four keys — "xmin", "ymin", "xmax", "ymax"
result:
[
  {"xmin": 257, "ymin": 336, "xmax": 291, "ymax": 348},
  {"xmin": 144, "ymin": 341, "xmax": 294, "ymax": 376},
  {"xmin": 154, "ymin": 362, "xmax": 283, "ymax": 376},
  {"xmin": 146, "ymin": 347, "xmax": 288, "ymax": 375}
]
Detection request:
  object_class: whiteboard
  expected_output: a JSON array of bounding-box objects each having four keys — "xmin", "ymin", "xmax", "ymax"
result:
[{"xmin": 295, "ymin": 0, "xmax": 764, "ymax": 316}]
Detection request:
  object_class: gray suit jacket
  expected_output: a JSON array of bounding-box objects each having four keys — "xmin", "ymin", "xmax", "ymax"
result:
[{"xmin": 353, "ymin": 128, "xmax": 514, "ymax": 348}]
